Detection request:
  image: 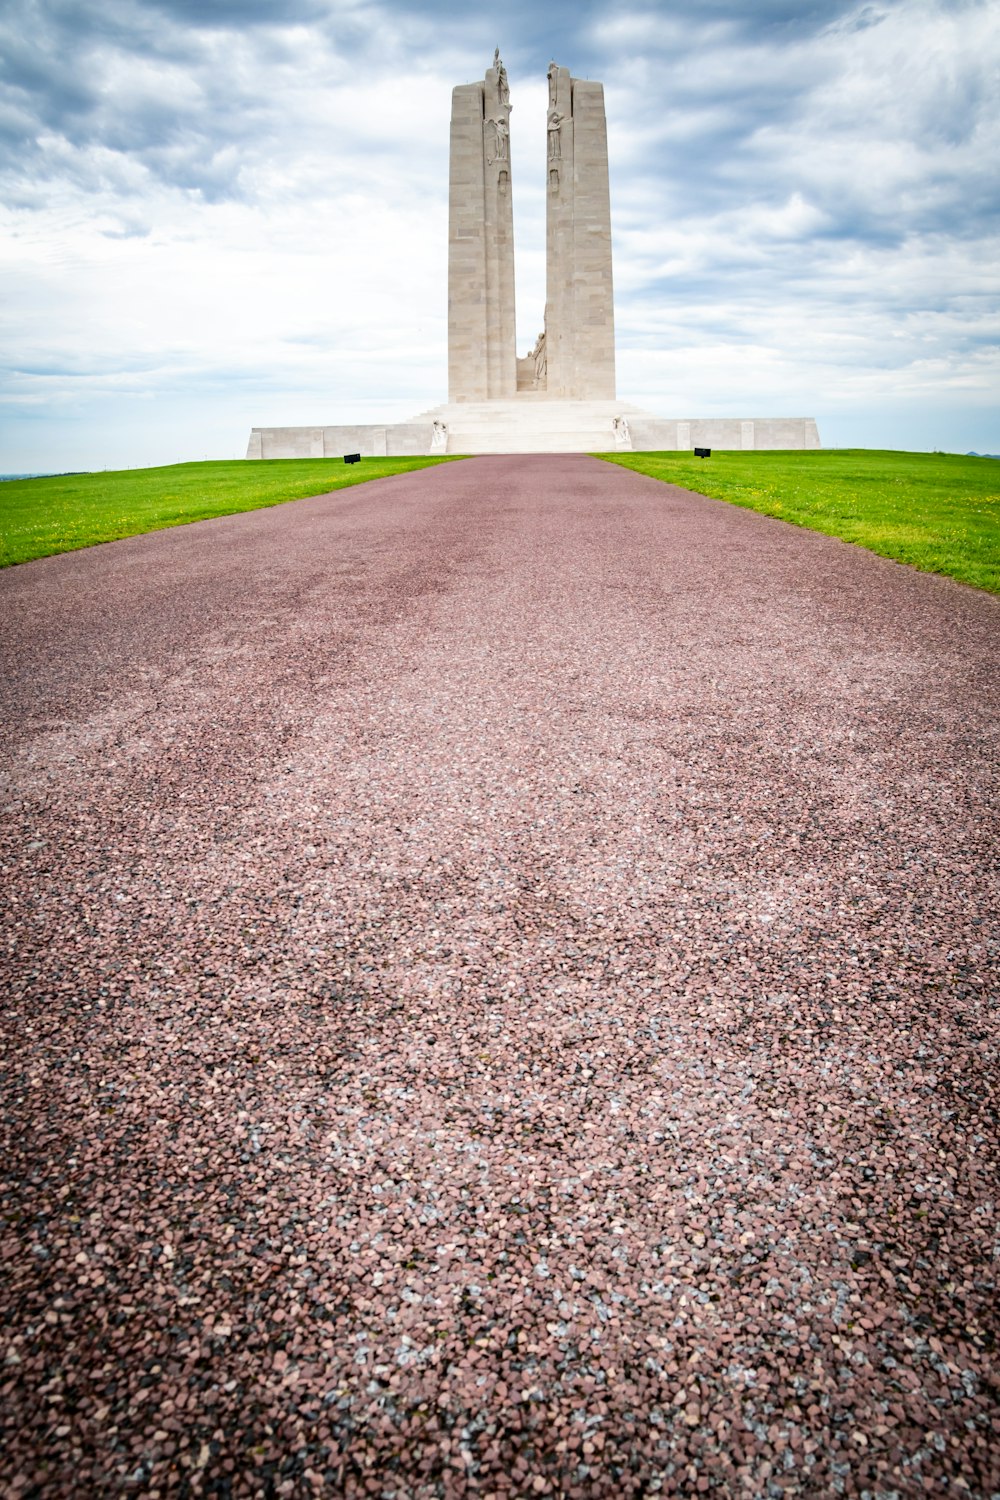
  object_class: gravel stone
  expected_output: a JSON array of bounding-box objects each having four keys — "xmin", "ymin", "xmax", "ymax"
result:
[{"xmin": 1, "ymin": 455, "xmax": 998, "ymax": 1497}]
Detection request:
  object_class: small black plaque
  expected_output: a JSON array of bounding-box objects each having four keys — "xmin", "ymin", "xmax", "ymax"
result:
[
  {"xmin": 694, "ymin": 447, "xmax": 711, "ymax": 458},
  {"xmin": 344, "ymin": 453, "xmax": 361, "ymax": 464}
]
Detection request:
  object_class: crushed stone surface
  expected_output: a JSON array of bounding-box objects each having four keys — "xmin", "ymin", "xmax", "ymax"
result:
[{"xmin": 1, "ymin": 454, "xmax": 998, "ymax": 1498}]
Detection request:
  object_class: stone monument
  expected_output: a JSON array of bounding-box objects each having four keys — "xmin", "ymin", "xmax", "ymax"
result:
[
  {"xmin": 539, "ymin": 62, "xmax": 616, "ymax": 401},
  {"xmin": 448, "ymin": 52, "xmax": 517, "ymax": 401},
  {"xmin": 246, "ymin": 55, "xmax": 820, "ymax": 458}
]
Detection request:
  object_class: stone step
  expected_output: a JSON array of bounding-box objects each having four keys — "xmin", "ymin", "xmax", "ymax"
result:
[
  {"xmin": 444, "ymin": 428, "xmax": 618, "ymax": 441},
  {"xmin": 441, "ymin": 417, "xmax": 618, "ymax": 427},
  {"xmin": 416, "ymin": 402, "xmax": 646, "ymax": 422},
  {"xmin": 419, "ymin": 399, "xmax": 638, "ymax": 453},
  {"xmin": 442, "ymin": 432, "xmax": 621, "ymax": 454}
]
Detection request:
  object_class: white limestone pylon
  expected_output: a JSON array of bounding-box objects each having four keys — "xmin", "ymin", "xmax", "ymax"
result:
[
  {"xmin": 543, "ymin": 65, "xmax": 616, "ymax": 400},
  {"xmin": 448, "ymin": 53, "xmax": 516, "ymax": 402}
]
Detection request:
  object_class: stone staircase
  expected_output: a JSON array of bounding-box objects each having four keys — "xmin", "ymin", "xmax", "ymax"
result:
[{"xmin": 414, "ymin": 398, "xmax": 651, "ymax": 455}]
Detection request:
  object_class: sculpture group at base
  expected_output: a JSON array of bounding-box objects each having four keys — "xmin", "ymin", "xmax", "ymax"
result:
[{"xmin": 247, "ymin": 54, "xmax": 820, "ymax": 459}]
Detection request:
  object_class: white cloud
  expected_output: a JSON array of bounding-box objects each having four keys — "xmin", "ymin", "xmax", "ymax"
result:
[{"xmin": 0, "ymin": 0, "xmax": 998, "ymax": 469}]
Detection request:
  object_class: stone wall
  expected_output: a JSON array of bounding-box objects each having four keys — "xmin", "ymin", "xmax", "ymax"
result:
[
  {"xmin": 626, "ymin": 418, "xmax": 821, "ymax": 452},
  {"xmin": 246, "ymin": 425, "xmax": 434, "ymax": 460},
  {"xmin": 246, "ymin": 414, "xmax": 821, "ymax": 459}
]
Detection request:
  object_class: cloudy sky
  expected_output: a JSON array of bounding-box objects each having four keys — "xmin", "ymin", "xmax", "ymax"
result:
[{"xmin": 1, "ymin": 0, "xmax": 998, "ymax": 470}]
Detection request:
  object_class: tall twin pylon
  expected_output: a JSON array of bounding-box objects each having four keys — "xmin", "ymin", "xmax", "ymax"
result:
[
  {"xmin": 447, "ymin": 54, "xmax": 617, "ymax": 404},
  {"xmin": 247, "ymin": 54, "xmax": 822, "ymax": 457}
]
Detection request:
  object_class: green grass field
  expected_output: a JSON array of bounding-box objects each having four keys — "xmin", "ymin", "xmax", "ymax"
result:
[
  {"xmin": 0, "ymin": 456, "xmax": 460, "ymax": 568},
  {"xmin": 4, "ymin": 449, "xmax": 998, "ymax": 591},
  {"xmin": 597, "ymin": 448, "xmax": 1000, "ymax": 594}
]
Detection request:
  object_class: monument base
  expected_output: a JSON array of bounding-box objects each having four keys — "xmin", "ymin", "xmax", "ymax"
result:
[{"xmin": 246, "ymin": 402, "xmax": 821, "ymax": 459}]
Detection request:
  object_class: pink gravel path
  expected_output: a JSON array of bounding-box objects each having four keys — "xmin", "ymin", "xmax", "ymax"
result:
[{"xmin": 1, "ymin": 455, "xmax": 998, "ymax": 1498}]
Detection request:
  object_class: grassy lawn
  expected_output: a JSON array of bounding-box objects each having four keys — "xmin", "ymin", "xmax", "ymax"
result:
[
  {"xmin": 0, "ymin": 456, "xmax": 462, "ymax": 567},
  {"xmin": 597, "ymin": 449, "xmax": 1000, "ymax": 594}
]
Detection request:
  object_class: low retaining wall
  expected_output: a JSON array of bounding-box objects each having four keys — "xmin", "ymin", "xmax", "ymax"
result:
[
  {"xmin": 246, "ymin": 425, "xmax": 433, "ymax": 460},
  {"xmin": 625, "ymin": 418, "xmax": 821, "ymax": 452},
  {"xmin": 246, "ymin": 415, "xmax": 821, "ymax": 458}
]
